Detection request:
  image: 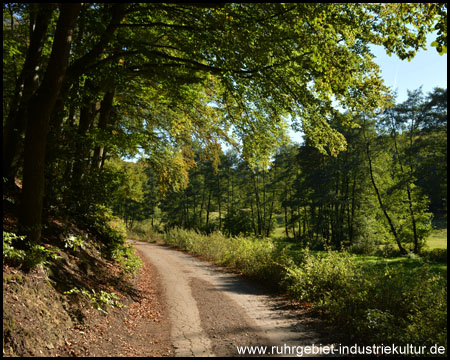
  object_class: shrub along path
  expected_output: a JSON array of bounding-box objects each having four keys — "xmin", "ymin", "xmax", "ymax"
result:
[{"xmin": 133, "ymin": 241, "xmax": 343, "ymax": 357}]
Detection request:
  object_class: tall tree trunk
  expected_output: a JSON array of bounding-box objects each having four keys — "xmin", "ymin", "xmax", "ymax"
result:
[
  {"xmin": 3, "ymin": 4, "xmax": 54, "ymax": 186},
  {"xmin": 217, "ymin": 173, "xmax": 222, "ymax": 230},
  {"xmin": 284, "ymin": 200, "xmax": 289, "ymax": 238},
  {"xmin": 184, "ymin": 193, "xmax": 188, "ymax": 228},
  {"xmin": 227, "ymin": 173, "xmax": 231, "ymax": 214},
  {"xmin": 206, "ymin": 189, "xmax": 212, "ymax": 228},
  {"xmin": 231, "ymin": 172, "xmax": 235, "ymax": 213},
  {"xmin": 303, "ymin": 206, "xmax": 308, "ymax": 243},
  {"xmin": 20, "ymin": 4, "xmax": 81, "ymax": 243},
  {"xmin": 92, "ymin": 90, "xmax": 115, "ymax": 169},
  {"xmin": 250, "ymin": 199, "xmax": 257, "ymax": 236},
  {"xmin": 200, "ymin": 175, "xmax": 206, "ymax": 227},
  {"xmin": 334, "ymin": 172, "xmax": 341, "ymax": 248},
  {"xmin": 266, "ymin": 190, "xmax": 275, "ymax": 237},
  {"xmin": 289, "ymin": 193, "xmax": 296, "ymax": 239},
  {"xmin": 252, "ymin": 172, "xmax": 262, "ymax": 236},
  {"xmin": 71, "ymin": 102, "xmax": 96, "ymax": 193},
  {"xmin": 392, "ymin": 131, "xmax": 419, "ymax": 253},
  {"xmin": 366, "ymin": 142, "xmax": 406, "ymax": 254},
  {"xmin": 262, "ymin": 170, "xmax": 266, "ymax": 234},
  {"xmin": 348, "ymin": 173, "xmax": 357, "ymax": 245}
]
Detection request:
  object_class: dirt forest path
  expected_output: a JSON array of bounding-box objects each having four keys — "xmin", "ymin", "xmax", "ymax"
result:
[{"xmin": 132, "ymin": 241, "xmax": 340, "ymax": 357}]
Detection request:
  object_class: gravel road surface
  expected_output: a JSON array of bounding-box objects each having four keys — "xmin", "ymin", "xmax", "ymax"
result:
[{"xmin": 133, "ymin": 241, "xmax": 339, "ymax": 357}]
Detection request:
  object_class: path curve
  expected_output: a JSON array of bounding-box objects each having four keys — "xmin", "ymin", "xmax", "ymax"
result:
[{"xmin": 132, "ymin": 241, "xmax": 337, "ymax": 357}]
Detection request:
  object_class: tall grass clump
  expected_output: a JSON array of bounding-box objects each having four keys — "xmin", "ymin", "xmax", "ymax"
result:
[
  {"xmin": 163, "ymin": 228, "xmax": 287, "ymax": 282},
  {"xmin": 284, "ymin": 249, "xmax": 358, "ymax": 304},
  {"xmin": 127, "ymin": 219, "xmax": 163, "ymax": 243}
]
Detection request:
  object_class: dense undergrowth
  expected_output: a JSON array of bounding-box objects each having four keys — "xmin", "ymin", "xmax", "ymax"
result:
[
  {"xmin": 3, "ymin": 204, "xmax": 142, "ymax": 277},
  {"xmin": 160, "ymin": 227, "xmax": 447, "ymax": 352}
]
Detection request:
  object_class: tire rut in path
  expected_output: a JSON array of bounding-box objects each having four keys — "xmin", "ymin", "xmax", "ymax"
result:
[
  {"xmin": 135, "ymin": 243, "xmax": 213, "ymax": 357},
  {"xmin": 190, "ymin": 277, "xmax": 271, "ymax": 357},
  {"xmin": 133, "ymin": 241, "xmax": 336, "ymax": 357}
]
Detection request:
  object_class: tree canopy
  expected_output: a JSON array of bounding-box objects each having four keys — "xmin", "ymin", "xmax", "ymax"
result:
[{"xmin": 2, "ymin": 3, "xmax": 447, "ymax": 243}]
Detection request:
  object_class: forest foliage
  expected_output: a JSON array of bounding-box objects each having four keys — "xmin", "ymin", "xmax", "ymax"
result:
[
  {"xmin": 2, "ymin": 2, "xmax": 447, "ymax": 350},
  {"xmin": 2, "ymin": 3, "xmax": 447, "ymax": 247}
]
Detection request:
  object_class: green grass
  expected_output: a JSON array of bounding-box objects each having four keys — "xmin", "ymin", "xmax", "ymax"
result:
[
  {"xmin": 273, "ymin": 236, "xmax": 447, "ymax": 277},
  {"xmin": 272, "ymin": 226, "xmax": 286, "ymax": 239},
  {"xmin": 352, "ymin": 254, "xmax": 447, "ymax": 278},
  {"xmin": 426, "ymin": 228, "xmax": 447, "ymax": 249}
]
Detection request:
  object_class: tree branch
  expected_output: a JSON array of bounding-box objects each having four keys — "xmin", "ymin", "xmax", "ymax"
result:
[{"xmin": 117, "ymin": 22, "xmax": 204, "ymax": 32}]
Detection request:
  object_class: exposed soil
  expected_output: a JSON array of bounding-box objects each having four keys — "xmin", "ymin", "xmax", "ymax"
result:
[
  {"xmin": 55, "ymin": 251, "xmax": 174, "ymax": 357},
  {"xmin": 3, "ymin": 265, "xmax": 73, "ymax": 357},
  {"xmin": 3, "ymin": 244, "xmax": 174, "ymax": 357}
]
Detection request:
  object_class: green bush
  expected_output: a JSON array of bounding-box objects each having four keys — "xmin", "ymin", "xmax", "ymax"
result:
[
  {"xmin": 291, "ymin": 257, "xmax": 447, "ymax": 349},
  {"xmin": 223, "ymin": 210, "xmax": 254, "ymax": 237},
  {"xmin": 163, "ymin": 228, "xmax": 286, "ymax": 282},
  {"xmin": 422, "ymin": 248, "xmax": 447, "ymax": 262},
  {"xmin": 3, "ymin": 232, "xmax": 26, "ymax": 265},
  {"xmin": 357, "ymin": 264, "xmax": 447, "ymax": 348},
  {"xmin": 63, "ymin": 234, "xmax": 86, "ymax": 251},
  {"xmin": 284, "ymin": 250, "xmax": 357, "ymax": 303},
  {"xmin": 82, "ymin": 205, "xmax": 142, "ymax": 275},
  {"xmin": 128, "ymin": 219, "xmax": 162, "ymax": 242},
  {"xmin": 3, "ymin": 231, "xmax": 60, "ymax": 270},
  {"xmin": 83, "ymin": 205, "xmax": 127, "ymax": 255},
  {"xmin": 347, "ymin": 239, "xmax": 378, "ymax": 255},
  {"xmin": 111, "ymin": 243, "xmax": 143, "ymax": 275},
  {"xmin": 25, "ymin": 244, "xmax": 60, "ymax": 270},
  {"xmin": 376, "ymin": 243, "xmax": 403, "ymax": 258}
]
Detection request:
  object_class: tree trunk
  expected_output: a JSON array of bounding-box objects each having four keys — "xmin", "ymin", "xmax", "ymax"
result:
[
  {"xmin": 217, "ymin": 173, "xmax": 222, "ymax": 230},
  {"xmin": 206, "ymin": 189, "xmax": 212, "ymax": 228},
  {"xmin": 284, "ymin": 201, "xmax": 289, "ymax": 238},
  {"xmin": 266, "ymin": 190, "xmax": 275, "ymax": 237},
  {"xmin": 3, "ymin": 4, "xmax": 54, "ymax": 186},
  {"xmin": 392, "ymin": 131, "xmax": 419, "ymax": 253},
  {"xmin": 290, "ymin": 203, "xmax": 296, "ymax": 239},
  {"xmin": 252, "ymin": 172, "xmax": 262, "ymax": 236},
  {"xmin": 250, "ymin": 199, "xmax": 257, "ymax": 236},
  {"xmin": 366, "ymin": 142, "xmax": 407, "ymax": 254},
  {"xmin": 71, "ymin": 102, "xmax": 96, "ymax": 192},
  {"xmin": 303, "ymin": 206, "xmax": 308, "ymax": 242},
  {"xmin": 20, "ymin": 4, "xmax": 81, "ymax": 243},
  {"xmin": 92, "ymin": 90, "xmax": 115, "ymax": 169},
  {"xmin": 262, "ymin": 170, "xmax": 266, "ymax": 234},
  {"xmin": 199, "ymin": 175, "xmax": 206, "ymax": 227},
  {"xmin": 348, "ymin": 173, "xmax": 357, "ymax": 245}
]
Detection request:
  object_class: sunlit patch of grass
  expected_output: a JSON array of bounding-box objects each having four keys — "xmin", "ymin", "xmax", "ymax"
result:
[
  {"xmin": 426, "ymin": 228, "xmax": 447, "ymax": 249},
  {"xmin": 272, "ymin": 226, "xmax": 286, "ymax": 239},
  {"xmin": 351, "ymin": 253, "xmax": 447, "ymax": 278}
]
